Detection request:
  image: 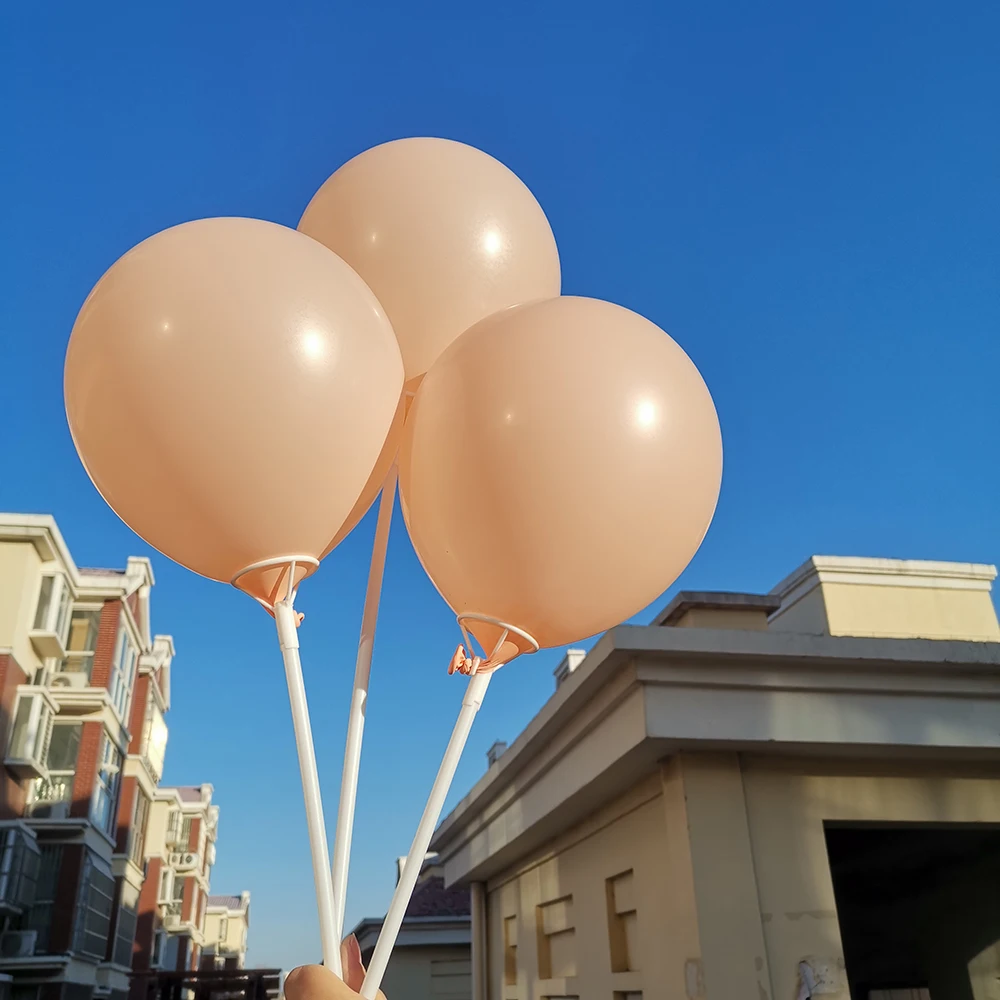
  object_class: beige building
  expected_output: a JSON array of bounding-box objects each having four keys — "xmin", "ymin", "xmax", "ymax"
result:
[
  {"xmin": 429, "ymin": 556, "xmax": 1000, "ymax": 1000},
  {"xmin": 353, "ymin": 857, "xmax": 471, "ymax": 1000},
  {"xmin": 203, "ymin": 892, "xmax": 251, "ymax": 970}
]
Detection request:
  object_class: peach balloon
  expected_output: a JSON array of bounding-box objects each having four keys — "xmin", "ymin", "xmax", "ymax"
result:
[
  {"xmin": 399, "ymin": 296, "xmax": 722, "ymax": 655},
  {"xmin": 298, "ymin": 137, "xmax": 561, "ymax": 385},
  {"xmin": 65, "ymin": 217, "xmax": 404, "ymax": 605}
]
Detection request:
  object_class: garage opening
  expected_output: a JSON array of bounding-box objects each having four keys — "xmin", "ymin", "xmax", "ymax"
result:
[{"xmin": 825, "ymin": 824, "xmax": 1000, "ymax": 1000}]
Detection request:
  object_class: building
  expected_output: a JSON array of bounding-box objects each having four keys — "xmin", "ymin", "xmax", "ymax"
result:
[
  {"xmin": 428, "ymin": 556, "xmax": 1000, "ymax": 1000},
  {"xmin": 201, "ymin": 893, "xmax": 250, "ymax": 971},
  {"xmin": 351, "ymin": 857, "xmax": 471, "ymax": 1000},
  {"xmin": 0, "ymin": 514, "xmax": 251, "ymax": 1000},
  {"xmin": 0, "ymin": 514, "xmax": 171, "ymax": 1000},
  {"xmin": 131, "ymin": 785, "xmax": 219, "ymax": 982}
]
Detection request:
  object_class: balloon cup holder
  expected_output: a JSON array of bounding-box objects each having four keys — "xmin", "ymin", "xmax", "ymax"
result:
[
  {"xmin": 456, "ymin": 613, "xmax": 539, "ymax": 673},
  {"xmin": 231, "ymin": 555, "xmax": 320, "ymax": 615}
]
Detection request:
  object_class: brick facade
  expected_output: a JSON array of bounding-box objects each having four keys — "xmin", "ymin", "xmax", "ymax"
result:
[
  {"xmin": 69, "ymin": 721, "xmax": 103, "ymax": 821},
  {"xmin": 0, "ymin": 651, "xmax": 28, "ymax": 819},
  {"xmin": 90, "ymin": 599, "xmax": 122, "ymax": 690}
]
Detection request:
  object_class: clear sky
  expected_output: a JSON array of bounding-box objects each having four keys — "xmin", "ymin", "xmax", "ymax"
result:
[{"xmin": 1, "ymin": 0, "xmax": 997, "ymax": 975}]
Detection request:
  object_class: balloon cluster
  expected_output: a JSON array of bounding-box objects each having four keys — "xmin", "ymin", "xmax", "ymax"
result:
[{"xmin": 65, "ymin": 137, "xmax": 722, "ymax": 659}]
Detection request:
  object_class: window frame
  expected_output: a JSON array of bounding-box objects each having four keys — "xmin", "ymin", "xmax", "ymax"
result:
[
  {"xmin": 58, "ymin": 605, "xmax": 103, "ymax": 681},
  {"xmin": 90, "ymin": 732, "xmax": 123, "ymax": 837},
  {"xmin": 109, "ymin": 618, "xmax": 139, "ymax": 722}
]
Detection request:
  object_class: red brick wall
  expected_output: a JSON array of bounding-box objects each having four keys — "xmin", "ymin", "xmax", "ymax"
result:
[
  {"xmin": 91, "ymin": 599, "xmax": 122, "ymax": 690},
  {"xmin": 133, "ymin": 856, "xmax": 162, "ymax": 971},
  {"xmin": 183, "ymin": 876, "xmax": 196, "ymax": 924},
  {"xmin": 115, "ymin": 775, "xmax": 137, "ymax": 855},
  {"xmin": 0, "ymin": 652, "xmax": 28, "ymax": 819},
  {"xmin": 70, "ymin": 721, "xmax": 103, "ymax": 820},
  {"xmin": 189, "ymin": 817, "xmax": 201, "ymax": 852},
  {"xmin": 129, "ymin": 675, "xmax": 150, "ymax": 753},
  {"xmin": 50, "ymin": 843, "xmax": 83, "ymax": 953}
]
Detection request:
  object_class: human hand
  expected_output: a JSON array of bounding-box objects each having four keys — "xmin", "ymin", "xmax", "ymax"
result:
[{"xmin": 283, "ymin": 936, "xmax": 385, "ymax": 1000}]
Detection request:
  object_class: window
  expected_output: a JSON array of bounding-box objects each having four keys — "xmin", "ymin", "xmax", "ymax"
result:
[
  {"xmin": 164, "ymin": 874, "xmax": 187, "ymax": 919},
  {"xmin": 181, "ymin": 816, "xmax": 194, "ymax": 849},
  {"xmin": 605, "ymin": 870, "xmax": 638, "ymax": 973},
  {"xmin": 91, "ymin": 734, "xmax": 122, "ymax": 836},
  {"xmin": 141, "ymin": 700, "xmax": 168, "ymax": 783},
  {"xmin": 151, "ymin": 929, "xmax": 166, "ymax": 968},
  {"xmin": 74, "ymin": 852, "xmax": 115, "ymax": 958},
  {"xmin": 5, "ymin": 691, "xmax": 55, "ymax": 777},
  {"xmin": 0, "ymin": 827, "xmax": 40, "ymax": 909},
  {"xmin": 218, "ymin": 916, "xmax": 228, "ymax": 943},
  {"xmin": 157, "ymin": 867, "xmax": 173, "ymax": 902},
  {"xmin": 33, "ymin": 574, "xmax": 72, "ymax": 642},
  {"xmin": 109, "ymin": 622, "xmax": 138, "ymax": 720},
  {"xmin": 59, "ymin": 608, "xmax": 102, "ymax": 680},
  {"xmin": 165, "ymin": 809, "xmax": 181, "ymax": 845},
  {"xmin": 27, "ymin": 722, "xmax": 81, "ymax": 816},
  {"xmin": 128, "ymin": 790, "xmax": 151, "ymax": 869},
  {"xmin": 25, "ymin": 844, "xmax": 62, "ymax": 953},
  {"xmin": 111, "ymin": 879, "xmax": 140, "ymax": 967}
]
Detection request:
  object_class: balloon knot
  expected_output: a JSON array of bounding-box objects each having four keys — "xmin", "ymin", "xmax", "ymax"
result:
[{"xmin": 448, "ymin": 644, "xmax": 482, "ymax": 676}]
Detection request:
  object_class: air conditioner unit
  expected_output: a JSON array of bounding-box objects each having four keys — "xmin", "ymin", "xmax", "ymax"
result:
[
  {"xmin": 50, "ymin": 673, "xmax": 89, "ymax": 690},
  {"xmin": 29, "ymin": 801, "xmax": 70, "ymax": 821},
  {"xmin": 170, "ymin": 852, "xmax": 198, "ymax": 871},
  {"xmin": 0, "ymin": 929, "xmax": 38, "ymax": 958}
]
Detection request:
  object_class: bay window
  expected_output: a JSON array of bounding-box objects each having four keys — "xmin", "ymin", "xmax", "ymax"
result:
[
  {"xmin": 27, "ymin": 723, "xmax": 81, "ymax": 818},
  {"xmin": 59, "ymin": 608, "xmax": 102, "ymax": 680},
  {"xmin": 128, "ymin": 790, "xmax": 151, "ymax": 869},
  {"xmin": 109, "ymin": 622, "xmax": 138, "ymax": 720},
  {"xmin": 30, "ymin": 574, "xmax": 73, "ymax": 657},
  {"xmin": 73, "ymin": 851, "xmax": 114, "ymax": 959},
  {"xmin": 91, "ymin": 734, "xmax": 122, "ymax": 836}
]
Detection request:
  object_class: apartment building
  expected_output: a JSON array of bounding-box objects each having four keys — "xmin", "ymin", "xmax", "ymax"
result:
[
  {"xmin": 201, "ymin": 893, "xmax": 250, "ymax": 971},
  {"xmin": 0, "ymin": 514, "xmax": 172, "ymax": 1000},
  {"xmin": 0, "ymin": 514, "xmax": 250, "ymax": 1000},
  {"xmin": 429, "ymin": 556, "xmax": 1000, "ymax": 1000},
  {"xmin": 131, "ymin": 785, "xmax": 219, "ymax": 982}
]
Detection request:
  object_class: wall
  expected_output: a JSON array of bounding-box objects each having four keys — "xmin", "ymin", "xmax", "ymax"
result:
[
  {"xmin": 485, "ymin": 774, "xmax": 675, "ymax": 1000},
  {"xmin": 742, "ymin": 756, "xmax": 1000, "ymax": 1000},
  {"xmin": 0, "ymin": 541, "xmax": 44, "ymax": 674},
  {"xmin": 379, "ymin": 946, "xmax": 472, "ymax": 1000},
  {"xmin": 820, "ymin": 581, "xmax": 1000, "ymax": 641}
]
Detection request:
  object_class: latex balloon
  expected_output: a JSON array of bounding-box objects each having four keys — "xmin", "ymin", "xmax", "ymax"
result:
[
  {"xmin": 298, "ymin": 137, "xmax": 561, "ymax": 385},
  {"xmin": 65, "ymin": 217, "xmax": 404, "ymax": 604},
  {"xmin": 399, "ymin": 296, "xmax": 722, "ymax": 655},
  {"xmin": 321, "ymin": 391, "xmax": 405, "ymax": 558}
]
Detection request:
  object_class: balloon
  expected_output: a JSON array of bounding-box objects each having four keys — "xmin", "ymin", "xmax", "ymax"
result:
[
  {"xmin": 65, "ymin": 217, "xmax": 404, "ymax": 605},
  {"xmin": 399, "ymin": 296, "xmax": 722, "ymax": 655},
  {"xmin": 320, "ymin": 391, "xmax": 405, "ymax": 558},
  {"xmin": 298, "ymin": 137, "xmax": 561, "ymax": 385}
]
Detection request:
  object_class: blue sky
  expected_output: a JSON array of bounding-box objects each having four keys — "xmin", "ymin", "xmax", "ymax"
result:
[{"xmin": 1, "ymin": 0, "xmax": 997, "ymax": 974}]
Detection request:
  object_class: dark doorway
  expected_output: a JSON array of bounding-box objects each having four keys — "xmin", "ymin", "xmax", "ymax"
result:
[{"xmin": 826, "ymin": 824, "xmax": 1000, "ymax": 1000}]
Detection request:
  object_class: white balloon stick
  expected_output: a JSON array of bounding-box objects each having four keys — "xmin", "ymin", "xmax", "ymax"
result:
[
  {"xmin": 331, "ymin": 465, "xmax": 398, "ymax": 943},
  {"xmin": 275, "ymin": 592, "xmax": 342, "ymax": 978},
  {"xmin": 360, "ymin": 668, "xmax": 492, "ymax": 999}
]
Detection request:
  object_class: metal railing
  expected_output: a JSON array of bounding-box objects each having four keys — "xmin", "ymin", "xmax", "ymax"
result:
[{"xmin": 131, "ymin": 969, "xmax": 281, "ymax": 1000}]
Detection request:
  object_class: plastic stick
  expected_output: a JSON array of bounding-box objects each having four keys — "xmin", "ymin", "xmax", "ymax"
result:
[
  {"xmin": 331, "ymin": 466, "xmax": 398, "ymax": 941},
  {"xmin": 360, "ymin": 669, "xmax": 492, "ymax": 998},
  {"xmin": 275, "ymin": 598, "xmax": 342, "ymax": 977}
]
